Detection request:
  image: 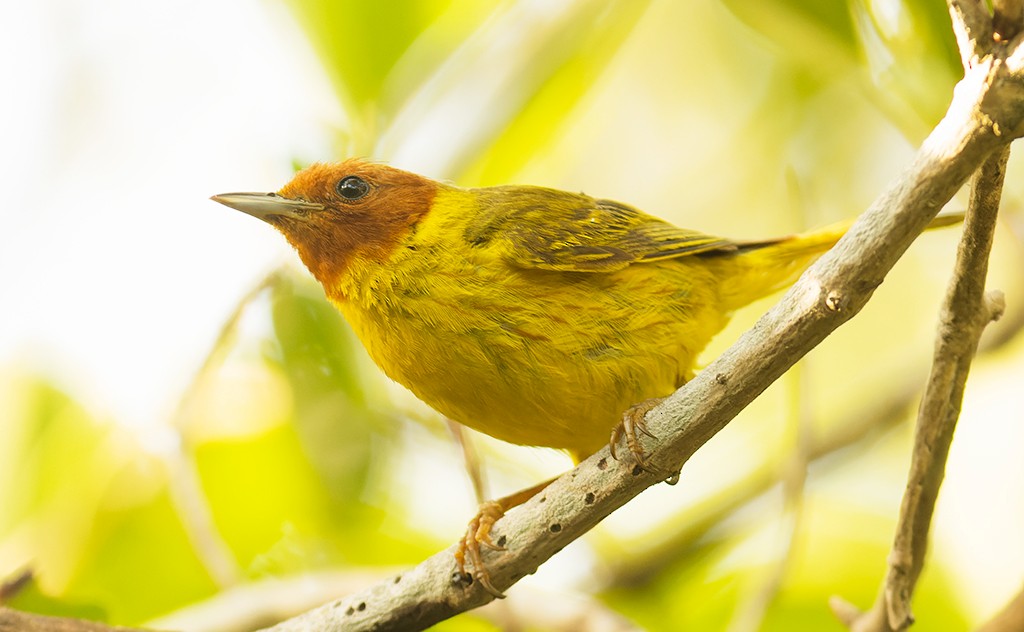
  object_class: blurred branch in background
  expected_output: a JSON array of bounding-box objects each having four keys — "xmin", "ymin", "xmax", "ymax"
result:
[
  {"xmin": 0, "ymin": 608, "xmax": 144, "ymax": 632},
  {"xmin": 725, "ymin": 365, "xmax": 813, "ymax": 632},
  {"xmin": 149, "ymin": 570, "xmax": 640, "ymax": 632},
  {"xmin": 0, "ymin": 570, "xmax": 31, "ymax": 604},
  {"xmin": 165, "ymin": 272, "xmax": 283, "ymax": 591}
]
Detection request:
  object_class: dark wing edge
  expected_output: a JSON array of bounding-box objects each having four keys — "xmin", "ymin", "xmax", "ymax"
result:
[{"xmin": 466, "ymin": 188, "xmax": 737, "ymax": 272}]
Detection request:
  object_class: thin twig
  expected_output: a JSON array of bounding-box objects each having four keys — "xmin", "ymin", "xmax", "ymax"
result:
[
  {"xmin": 993, "ymin": 0, "xmax": 1024, "ymax": 41},
  {"xmin": 886, "ymin": 151, "xmax": 1008, "ymax": 630},
  {"xmin": 729, "ymin": 189, "xmax": 815, "ymax": 630},
  {"xmin": 164, "ymin": 268, "xmax": 285, "ymax": 590},
  {"xmin": 949, "ymin": 0, "xmax": 995, "ymax": 67},
  {"xmin": 833, "ymin": 146, "xmax": 1010, "ymax": 632}
]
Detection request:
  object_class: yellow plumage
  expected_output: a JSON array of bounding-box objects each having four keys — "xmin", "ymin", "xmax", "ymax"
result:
[
  {"xmin": 327, "ymin": 181, "xmax": 845, "ymax": 460},
  {"xmin": 213, "ymin": 160, "xmax": 960, "ymax": 464}
]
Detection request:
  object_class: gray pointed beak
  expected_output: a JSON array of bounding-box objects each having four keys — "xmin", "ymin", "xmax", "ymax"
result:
[{"xmin": 210, "ymin": 192, "xmax": 324, "ymax": 222}]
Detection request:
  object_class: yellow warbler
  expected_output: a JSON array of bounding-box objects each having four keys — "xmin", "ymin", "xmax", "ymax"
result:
[{"xmin": 213, "ymin": 159, "xmax": 961, "ymax": 595}]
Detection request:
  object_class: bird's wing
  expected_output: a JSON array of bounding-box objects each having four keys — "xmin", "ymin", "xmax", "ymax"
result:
[{"xmin": 465, "ymin": 186, "xmax": 737, "ymax": 272}]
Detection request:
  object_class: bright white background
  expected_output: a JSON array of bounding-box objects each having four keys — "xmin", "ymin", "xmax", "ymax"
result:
[{"xmin": 1, "ymin": 0, "xmax": 342, "ymax": 437}]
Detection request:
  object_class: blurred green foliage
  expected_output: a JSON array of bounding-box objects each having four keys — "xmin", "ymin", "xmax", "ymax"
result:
[
  {"xmin": 4, "ymin": 0, "xmax": 1021, "ymax": 630},
  {"xmin": 605, "ymin": 501, "xmax": 970, "ymax": 631},
  {"xmin": 0, "ymin": 378, "xmax": 218, "ymax": 622},
  {"xmin": 286, "ymin": 0, "xmax": 498, "ymax": 144}
]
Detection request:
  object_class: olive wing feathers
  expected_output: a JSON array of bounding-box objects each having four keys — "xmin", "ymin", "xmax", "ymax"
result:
[{"xmin": 465, "ymin": 186, "xmax": 737, "ymax": 272}]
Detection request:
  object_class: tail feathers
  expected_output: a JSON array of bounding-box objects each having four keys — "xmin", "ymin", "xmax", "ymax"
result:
[{"xmin": 714, "ymin": 212, "xmax": 964, "ymax": 312}]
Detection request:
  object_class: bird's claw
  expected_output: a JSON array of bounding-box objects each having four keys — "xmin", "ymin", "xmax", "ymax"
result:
[
  {"xmin": 609, "ymin": 397, "xmax": 663, "ymax": 468},
  {"xmin": 455, "ymin": 501, "xmax": 507, "ymax": 599}
]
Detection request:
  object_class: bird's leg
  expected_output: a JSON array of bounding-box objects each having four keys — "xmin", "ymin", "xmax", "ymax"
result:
[
  {"xmin": 609, "ymin": 397, "xmax": 663, "ymax": 468},
  {"xmin": 455, "ymin": 477, "xmax": 556, "ymax": 598}
]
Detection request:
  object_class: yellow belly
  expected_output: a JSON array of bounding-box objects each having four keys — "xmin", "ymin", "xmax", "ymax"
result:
[{"xmin": 332, "ymin": 254, "xmax": 728, "ymax": 460}]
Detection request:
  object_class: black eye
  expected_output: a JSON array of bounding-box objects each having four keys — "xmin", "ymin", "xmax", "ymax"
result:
[{"xmin": 336, "ymin": 175, "xmax": 370, "ymax": 201}]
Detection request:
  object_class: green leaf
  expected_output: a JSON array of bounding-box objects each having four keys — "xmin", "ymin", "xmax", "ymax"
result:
[
  {"xmin": 186, "ymin": 270, "xmax": 430, "ymax": 577},
  {"xmin": 283, "ymin": 0, "xmax": 498, "ymax": 134},
  {"xmin": 0, "ymin": 375, "xmax": 218, "ymax": 624},
  {"xmin": 862, "ymin": 0, "xmax": 961, "ymax": 128},
  {"xmin": 68, "ymin": 485, "xmax": 220, "ymax": 623},
  {"xmin": 603, "ymin": 501, "xmax": 971, "ymax": 631},
  {"xmin": 720, "ymin": 0, "xmax": 860, "ymax": 70},
  {"xmin": 377, "ymin": 1, "xmax": 653, "ymax": 180},
  {"xmin": 458, "ymin": 1, "xmax": 653, "ymax": 185},
  {"xmin": 267, "ymin": 271, "xmax": 395, "ymax": 504}
]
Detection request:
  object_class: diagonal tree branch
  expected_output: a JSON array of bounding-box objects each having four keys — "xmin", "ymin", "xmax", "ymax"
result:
[{"xmin": 260, "ymin": 39, "xmax": 1024, "ymax": 630}]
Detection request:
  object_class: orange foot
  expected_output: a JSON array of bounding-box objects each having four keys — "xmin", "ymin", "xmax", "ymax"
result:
[
  {"xmin": 609, "ymin": 397, "xmax": 664, "ymax": 468},
  {"xmin": 452, "ymin": 478, "xmax": 556, "ymax": 599},
  {"xmin": 455, "ymin": 501, "xmax": 507, "ymax": 598}
]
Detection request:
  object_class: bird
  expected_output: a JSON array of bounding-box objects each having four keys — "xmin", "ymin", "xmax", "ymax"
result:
[{"xmin": 212, "ymin": 159, "xmax": 960, "ymax": 596}]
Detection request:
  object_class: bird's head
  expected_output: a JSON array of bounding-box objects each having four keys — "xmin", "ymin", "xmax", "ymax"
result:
[{"xmin": 212, "ymin": 159, "xmax": 437, "ymax": 288}]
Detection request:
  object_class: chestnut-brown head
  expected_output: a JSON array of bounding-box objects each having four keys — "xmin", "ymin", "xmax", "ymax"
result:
[{"xmin": 212, "ymin": 159, "xmax": 437, "ymax": 287}]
